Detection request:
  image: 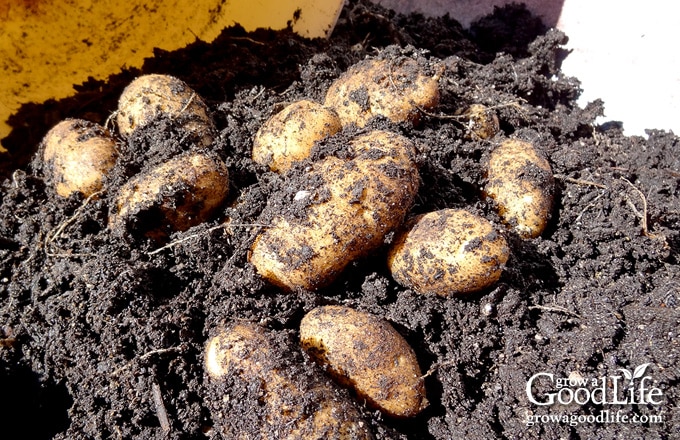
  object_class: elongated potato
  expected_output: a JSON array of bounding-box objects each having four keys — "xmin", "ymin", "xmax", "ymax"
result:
[
  {"xmin": 205, "ymin": 322, "xmax": 373, "ymax": 439},
  {"xmin": 300, "ymin": 306, "xmax": 427, "ymax": 418},
  {"xmin": 117, "ymin": 74, "xmax": 215, "ymax": 148},
  {"xmin": 387, "ymin": 209, "xmax": 509, "ymax": 296},
  {"xmin": 249, "ymin": 130, "xmax": 419, "ymax": 291},
  {"xmin": 252, "ymin": 100, "xmax": 342, "ymax": 173},
  {"xmin": 324, "ymin": 57, "xmax": 441, "ymax": 127},
  {"xmin": 109, "ymin": 152, "xmax": 228, "ymax": 239},
  {"xmin": 42, "ymin": 119, "xmax": 118, "ymax": 198},
  {"xmin": 485, "ymin": 138, "xmax": 554, "ymax": 238}
]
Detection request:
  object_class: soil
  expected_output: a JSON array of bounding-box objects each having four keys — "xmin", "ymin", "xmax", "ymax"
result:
[{"xmin": 1, "ymin": 1, "xmax": 678, "ymax": 439}]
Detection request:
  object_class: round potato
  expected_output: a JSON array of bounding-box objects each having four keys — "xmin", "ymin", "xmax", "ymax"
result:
[
  {"xmin": 116, "ymin": 74, "xmax": 215, "ymax": 148},
  {"xmin": 299, "ymin": 306, "xmax": 427, "ymax": 418},
  {"xmin": 485, "ymin": 138, "xmax": 554, "ymax": 238},
  {"xmin": 252, "ymin": 100, "xmax": 342, "ymax": 173},
  {"xmin": 387, "ymin": 209, "xmax": 509, "ymax": 296},
  {"xmin": 249, "ymin": 130, "xmax": 419, "ymax": 291},
  {"xmin": 460, "ymin": 104, "xmax": 500, "ymax": 140},
  {"xmin": 324, "ymin": 57, "xmax": 441, "ymax": 127},
  {"xmin": 42, "ymin": 119, "xmax": 119, "ymax": 198},
  {"xmin": 109, "ymin": 152, "xmax": 228, "ymax": 240},
  {"xmin": 205, "ymin": 322, "xmax": 373, "ymax": 439}
]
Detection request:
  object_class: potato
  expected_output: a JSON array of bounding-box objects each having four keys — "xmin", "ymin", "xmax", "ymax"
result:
[
  {"xmin": 387, "ymin": 209, "xmax": 509, "ymax": 296},
  {"xmin": 324, "ymin": 57, "xmax": 441, "ymax": 127},
  {"xmin": 109, "ymin": 152, "xmax": 228, "ymax": 239},
  {"xmin": 484, "ymin": 138, "xmax": 554, "ymax": 238},
  {"xmin": 205, "ymin": 322, "xmax": 373, "ymax": 439},
  {"xmin": 42, "ymin": 119, "xmax": 119, "ymax": 198},
  {"xmin": 116, "ymin": 74, "xmax": 215, "ymax": 148},
  {"xmin": 299, "ymin": 306, "xmax": 427, "ymax": 418},
  {"xmin": 459, "ymin": 104, "xmax": 500, "ymax": 140},
  {"xmin": 252, "ymin": 100, "xmax": 342, "ymax": 173},
  {"xmin": 249, "ymin": 130, "xmax": 419, "ymax": 291}
]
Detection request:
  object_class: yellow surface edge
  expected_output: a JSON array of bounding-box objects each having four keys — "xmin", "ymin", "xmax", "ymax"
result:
[{"xmin": 0, "ymin": 0, "xmax": 345, "ymax": 152}]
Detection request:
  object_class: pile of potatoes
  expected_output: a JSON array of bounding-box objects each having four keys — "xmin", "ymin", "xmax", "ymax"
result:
[
  {"xmin": 39, "ymin": 51, "xmax": 556, "ymax": 435},
  {"xmin": 205, "ymin": 306, "xmax": 427, "ymax": 437},
  {"xmin": 41, "ymin": 74, "xmax": 230, "ymax": 240}
]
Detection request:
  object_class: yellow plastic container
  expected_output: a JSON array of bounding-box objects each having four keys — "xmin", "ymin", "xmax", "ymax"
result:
[{"xmin": 0, "ymin": 0, "xmax": 345, "ymax": 151}]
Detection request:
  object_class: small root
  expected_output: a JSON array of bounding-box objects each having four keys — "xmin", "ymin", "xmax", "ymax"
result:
[
  {"xmin": 178, "ymin": 92, "xmax": 196, "ymax": 116},
  {"xmin": 147, "ymin": 222, "xmax": 270, "ymax": 256},
  {"xmin": 574, "ymin": 191, "xmax": 606, "ymax": 223},
  {"xmin": 111, "ymin": 345, "xmax": 186, "ymax": 377},
  {"xmin": 555, "ymin": 174, "xmax": 607, "ymax": 189},
  {"xmin": 620, "ymin": 177, "xmax": 656, "ymax": 238},
  {"xmin": 416, "ymin": 100, "xmax": 527, "ymax": 122},
  {"xmin": 44, "ymin": 191, "xmax": 103, "ymax": 257},
  {"xmin": 528, "ymin": 305, "xmax": 583, "ymax": 319},
  {"xmin": 422, "ymin": 359, "xmax": 458, "ymax": 378}
]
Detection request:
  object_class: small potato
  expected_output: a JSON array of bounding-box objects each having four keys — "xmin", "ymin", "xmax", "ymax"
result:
[
  {"xmin": 205, "ymin": 322, "xmax": 373, "ymax": 439},
  {"xmin": 459, "ymin": 104, "xmax": 500, "ymax": 140},
  {"xmin": 109, "ymin": 152, "xmax": 228, "ymax": 239},
  {"xmin": 42, "ymin": 119, "xmax": 118, "ymax": 198},
  {"xmin": 324, "ymin": 57, "xmax": 441, "ymax": 127},
  {"xmin": 252, "ymin": 100, "xmax": 342, "ymax": 173},
  {"xmin": 249, "ymin": 130, "xmax": 419, "ymax": 291},
  {"xmin": 300, "ymin": 306, "xmax": 427, "ymax": 418},
  {"xmin": 116, "ymin": 74, "xmax": 215, "ymax": 148},
  {"xmin": 485, "ymin": 138, "xmax": 554, "ymax": 238},
  {"xmin": 387, "ymin": 209, "xmax": 509, "ymax": 296}
]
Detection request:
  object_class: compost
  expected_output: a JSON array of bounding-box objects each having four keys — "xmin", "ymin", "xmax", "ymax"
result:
[{"xmin": 0, "ymin": 1, "xmax": 678, "ymax": 439}]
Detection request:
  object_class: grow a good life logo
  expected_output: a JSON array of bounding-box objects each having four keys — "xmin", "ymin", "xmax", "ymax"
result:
[{"xmin": 525, "ymin": 363, "xmax": 664, "ymax": 427}]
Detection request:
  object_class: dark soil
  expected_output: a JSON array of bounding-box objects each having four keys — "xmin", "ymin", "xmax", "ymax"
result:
[{"xmin": 1, "ymin": 1, "xmax": 678, "ymax": 439}]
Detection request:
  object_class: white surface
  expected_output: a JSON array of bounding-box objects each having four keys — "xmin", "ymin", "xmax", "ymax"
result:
[
  {"xmin": 373, "ymin": 0, "xmax": 680, "ymax": 136},
  {"xmin": 557, "ymin": 0, "xmax": 679, "ymax": 135}
]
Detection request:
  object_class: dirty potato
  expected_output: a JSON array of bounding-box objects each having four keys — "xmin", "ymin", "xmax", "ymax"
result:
[
  {"xmin": 116, "ymin": 74, "xmax": 215, "ymax": 148},
  {"xmin": 459, "ymin": 104, "xmax": 500, "ymax": 140},
  {"xmin": 109, "ymin": 152, "xmax": 228, "ymax": 239},
  {"xmin": 485, "ymin": 138, "xmax": 554, "ymax": 238},
  {"xmin": 249, "ymin": 130, "xmax": 419, "ymax": 291},
  {"xmin": 42, "ymin": 119, "xmax": 119, "ymax": 198},
  {"xmin": 324, "ymin": 57, "xmax": 441, "ymax": 127},
  {"xmin": 387, "ymin": 209, "xmax": 510, "ymax": 296},
  {"xmin": 205, "ymin": 322, "xmax": 373, "ymax": 439},
  {"xmin": 299, "ymin": 306, "xmax": 427, "ymax": 418},
  {"xmin": 252, "ymin": 100, "xmax": 342, "ymax": 173}
]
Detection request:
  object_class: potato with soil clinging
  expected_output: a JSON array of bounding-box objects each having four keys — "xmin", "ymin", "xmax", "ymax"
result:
[
  {"xmin": 485, "ymin": 138, "xmax": 554, "ymax": 238},
  {"xmin": 388, "ymin": 209, "xmax": 509, "ymax": 296},
  {"xmin": 300, "ymin": 306, "xmax": 427, "ymax": 418},
  {"xmin": 117, "ymin": 74, "xmax": 215, "ymax": 148},
  {"xmin": 249, "ymin": 130, "xmax": 419, "ymax": 291},
  {"xmin": 205, "ymin": 322, "xmax": 373, "ymax": 439},
  {"xmin": 252, "ymin": 100, "xmax": 342, "ymax": 173},
  {"xmin": 325, "ymin": 57, "xmax": 441, "ymax": 128},
  {"xmin": 42, "ymin": 119, "xmax": 119, "ymax": 198},
  {"xmin": 459, "ymin": 104, "xmax": 500, "ymax": 140},
  {"xmin": 109, "ymin": 152, "xmax": 228, "ymax": 239}
]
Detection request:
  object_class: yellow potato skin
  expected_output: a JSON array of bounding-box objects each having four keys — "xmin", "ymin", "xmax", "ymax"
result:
[
  {"xmin": 324, "ymin": 57, "xmax": 441, "ymax": 127},
  {"xmin": 116, "ymin": 74, "xmax": 215, "ymax": 148},
  {"xmin": 42, "ymin": 119, "xmax": 119, "ymax": 198},
  {"xmin": 249, "ymin": 130, "xmax": 419, "ymax": 291},
  {"xmin": 485, "ymin": 139, "xmax": 554, "ymax": 238},
  {"xmin": 252, "ymin": 100, "xmax": 342, "ymax": 173},
  {"xmin": 299, "ymin": 306, "xmax": 427, "ymax": 418},
  {"xmin": 387, "ymin": 209, "xmax": 509, "ymax": 296},
  {"xmin": 109, "ymin": 152, "xmax": 228, "ymax": 239},
  {"xmin": 205, "ymin": 322, "xmax": 373, "ymax": 440},
  {"xmin": 461, "ymin": 104, "xmax": 500, "ymax": 140}
]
